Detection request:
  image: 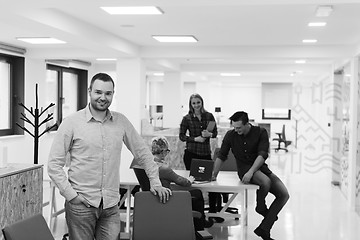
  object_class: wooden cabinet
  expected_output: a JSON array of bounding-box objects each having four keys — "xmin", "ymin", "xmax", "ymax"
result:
[{"xmin": 0, "ymin": 164, "xmax": 43, "ymax": 240}]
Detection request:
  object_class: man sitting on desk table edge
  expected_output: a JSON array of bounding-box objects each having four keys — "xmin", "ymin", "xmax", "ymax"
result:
[{"xmin": 211, "ymin": 111, "xmax": 289, "ymax": 240}]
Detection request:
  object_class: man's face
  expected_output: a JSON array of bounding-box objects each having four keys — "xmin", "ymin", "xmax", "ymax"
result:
[
  {"xmin": 232, "ymin": 120, "xmax": 247, "ymax": 135},
  {"xmin": 89, "ymin": 79, "xmax": 114, "ymax": 112}
]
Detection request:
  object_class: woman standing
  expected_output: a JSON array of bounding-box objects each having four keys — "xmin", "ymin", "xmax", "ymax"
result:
[
  {"xmin": 179, "ymin": 93, "xmax": 218, "ymax": 169},
  {"xmin": 179, "ymin": 94, "xmax": 223, "ymax": 221}
]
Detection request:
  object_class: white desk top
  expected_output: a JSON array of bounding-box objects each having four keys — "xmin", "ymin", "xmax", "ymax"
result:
[
  {"xmin": 174, "ymin": 170, "xmax": 258, "ymax": 192},
  {"xmin": 120, "ymin": 168, "xmax": 258, "ymax": 192}
]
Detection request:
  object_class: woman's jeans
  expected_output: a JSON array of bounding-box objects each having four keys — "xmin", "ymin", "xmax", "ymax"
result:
[
  {"xmin": 65, "ymin": 199, "xmax": 121, "ymax": 240},
  {"xmin": 251, "ymin": 170, "xmax": 290, "ymax": 232}
]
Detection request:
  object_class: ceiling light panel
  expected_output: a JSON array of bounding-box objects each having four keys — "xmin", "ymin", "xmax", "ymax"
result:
[
  {"xmin": 302, "ymin": 39, "xmax": 317, "ymax": 43},
  {"xmin": 153, "ymin": 72, "xmax": 164, "ymax": 76},
  {"xmin": 152, "ymin": 35, "xmax": 198, "ymax": 43},
  {"xmin": 16, "ymin": 37, "xmax": 66, "ymax": 44},
  {"xmin": 308, "ymin": 22, "xmax": 327, "ymax": 27},
  {"xmin": 220, "ymin": 73, "xmax": 241, "ymax": 77},
  {"xmin": 96, "ymin": 58, "xmax": 117, "ymax": 61},
  {"xmin": 101, "ymin": 6, "xmax": 163, "ymax": 15}
]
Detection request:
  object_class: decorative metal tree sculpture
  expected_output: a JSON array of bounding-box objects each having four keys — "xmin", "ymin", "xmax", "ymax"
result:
[{"xmin": 16, "ymin": 83, "xmax": 57, "ymax": 164}]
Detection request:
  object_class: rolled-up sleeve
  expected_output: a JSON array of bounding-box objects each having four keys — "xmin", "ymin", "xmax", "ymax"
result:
[{"xmin": 257, "ymin": 128, "xmax": 269, "ymax": 160}]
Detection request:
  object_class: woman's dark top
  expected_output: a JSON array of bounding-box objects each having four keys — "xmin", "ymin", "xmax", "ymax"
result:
[{"xmin": 179, "ymin": 111, "xmax": 217, "ymax": 156}]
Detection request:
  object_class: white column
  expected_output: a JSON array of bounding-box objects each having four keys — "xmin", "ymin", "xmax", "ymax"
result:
[
  {"xmin": 115, "ymin": 58, "xmax": 147, "ymax": 170},
  {"xmin": 115, "ymin": 58, "xmax": 146, "ymax": 132},
  {"xmin": 348, "ymin": 57, "xmax": 359, "ymax": 209},
  {"xmin": 163, "ymin": 72, "xmax": 183, "ymax": 128}
]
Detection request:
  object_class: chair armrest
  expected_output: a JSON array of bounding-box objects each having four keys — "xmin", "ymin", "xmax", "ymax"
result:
[{"xmin": 192, "ymin": 210, "xmax": 202, "ymax": 219}]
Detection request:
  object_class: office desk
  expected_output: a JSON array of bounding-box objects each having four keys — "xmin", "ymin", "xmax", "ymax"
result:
[{"xmin": 119, "ymin": 169, "xmax": 258, "ymax": 236}]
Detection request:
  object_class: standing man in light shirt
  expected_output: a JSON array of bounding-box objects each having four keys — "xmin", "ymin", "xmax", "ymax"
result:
[{"xmin": 48, "ymin": 73, "xmax": 171, "ymax": 240}]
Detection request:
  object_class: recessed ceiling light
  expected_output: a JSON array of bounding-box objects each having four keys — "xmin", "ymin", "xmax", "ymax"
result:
[
  {"xmin": 308, "ymin": 22, "xmax": 327, "ymax": 27},
  {"xmin": 295, "ymin": 60, "xmax": 307, "ymax": 64},
  {"xmin": 153, "ymin": 72, "xmax": 164, "ymax": 76},
  {"xmin": 302, "ymin": 39, "xmax": 317, "ymax": 43},
  {"xmin": 315, "ymin": 5, "xmax": 333, "ymax": 17},
  {"xmin": 101, "ymin": 6, "xmax": 163, "ymax": 15},
  {"xmin": 152, "ymin": 35, "xmax": 198, "ymax": 43},
  {"xmin": 16, "ymin": 37, "xmax": 66, "ymax": 44},
  {"xmin": 220, "ymin": 73, "xmax": 241, "ymax": 77},
  {"xmin": 96, "ymin": 58, "xmax": 117, "ymax": 61}
]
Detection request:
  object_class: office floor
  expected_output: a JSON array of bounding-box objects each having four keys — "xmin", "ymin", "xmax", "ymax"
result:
[{"xmin": 43, "ymin": 146, "xmax": 360, "ymax": 240}]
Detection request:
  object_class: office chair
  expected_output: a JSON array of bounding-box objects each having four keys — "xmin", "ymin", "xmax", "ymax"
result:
[
  {"xmin": 132, "ymin": 168, "xmax": 212, "ymax": 239},
  {"xmin": 133, "ymin": 191, "xmax": 210, "ymax": 240},
  {"xmin": 272, "ymin": 124, "xmax": 292, "ymax": 152},
  {"xmin": 212, "ymin": 148, "xmax": 239, "ymax": 219},
  {"xmin": 2, "ymin": 214, "xmax": 55, "ymax": 240}
]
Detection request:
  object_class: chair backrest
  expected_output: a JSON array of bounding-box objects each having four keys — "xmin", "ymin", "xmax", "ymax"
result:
[
  {"xmin": 133, "ymin": 168, "xmax": 151, "ymax": 191},
  {"xmin": 132, "ymin": 191, "xmax": 195, "ymax": 240},
  {"xmin": 2, "ymin": 214, "xmax": 55, "ymax": 240},
  {"xmin": 213, "ymin": 148, "xmax": 237, "ymax": 171},
  {"xmin": 281, "ymin": 124, "xmax": 287, "ymax": 141},
  {"xmin": 257, "ymin": 123, "xmax": 271, "ymax": 139}
]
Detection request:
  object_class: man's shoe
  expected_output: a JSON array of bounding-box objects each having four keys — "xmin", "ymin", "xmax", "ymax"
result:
[
  {"xmin": 254, "ymin": 227, "xmax": 274, "ymax": 240},
  {"xmin": 204, "ymin": 218, "xmax": 214, "ymax": 228}
]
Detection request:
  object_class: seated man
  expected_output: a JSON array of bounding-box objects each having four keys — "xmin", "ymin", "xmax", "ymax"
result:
[{"xmin": 131, "ymin": 136, "xmax": 214, "ymax": 230}]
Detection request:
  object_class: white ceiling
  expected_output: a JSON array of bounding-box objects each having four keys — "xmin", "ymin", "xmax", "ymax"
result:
[{"xmin": 1, "ymin": 0, "xmax": 360, "ymax": 82}]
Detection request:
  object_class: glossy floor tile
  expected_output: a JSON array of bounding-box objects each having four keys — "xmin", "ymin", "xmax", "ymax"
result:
[{"xmin": 43, "ymin": 147, "xmax": 360, "ymax": 240}]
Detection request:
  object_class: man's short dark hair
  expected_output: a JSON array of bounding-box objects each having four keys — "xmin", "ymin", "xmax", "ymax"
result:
[
  {"xmin": 229, "ymin": 111, "xmax": 249, "ymax": 124},
  {"xmin": 89, "ymin": 73, "xmax": 115, "ymax": 90}
]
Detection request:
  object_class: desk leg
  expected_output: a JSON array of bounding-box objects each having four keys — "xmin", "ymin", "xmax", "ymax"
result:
[
  {"xmin": 125, "ymin": 186, "xmax": 132, "ymax": 233},
  {"xmin": 240, "ymin": 189, "xmax": 249, "ymax": 240},
  {"xmin": 244, "ymin": 189, "xmax": 248, "ymax": 226}
]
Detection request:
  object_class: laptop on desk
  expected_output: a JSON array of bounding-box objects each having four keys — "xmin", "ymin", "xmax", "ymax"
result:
[{"xmin": 189, "ymin": 159, "xmax": 214, "ymax": 183}]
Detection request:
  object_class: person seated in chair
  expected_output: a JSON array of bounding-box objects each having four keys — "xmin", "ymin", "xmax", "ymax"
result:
[{"xmin": 131, "ymin": 136, "xmax": 214, "ymax": 230}]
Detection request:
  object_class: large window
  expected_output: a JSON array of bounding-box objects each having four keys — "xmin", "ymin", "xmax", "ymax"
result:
[
  {"xmin": 46, "ymin": 65, "xmax": 87, "ymax": 127},
  {"xmin": 0, "ymin": 53, "xmax": 24, "ymax": 136}
]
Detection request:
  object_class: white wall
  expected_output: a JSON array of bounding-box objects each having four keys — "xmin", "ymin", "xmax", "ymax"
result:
[
  {"xmin": 0, "ymin": 56, "xmax": 337, "ymax": 185},
  {"xmin": 0, "ymin": 58, "xmax": 118, "ymax": 179}
]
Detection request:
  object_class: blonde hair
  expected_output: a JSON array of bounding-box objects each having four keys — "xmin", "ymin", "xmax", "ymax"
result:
[{"xmin": 151, "ymin": 136, "xmax": 169, "ymax": 155}]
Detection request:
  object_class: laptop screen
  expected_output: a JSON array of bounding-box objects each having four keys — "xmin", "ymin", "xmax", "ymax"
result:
[{"xmin": 189, "ymin": 159, "xmax": 214, "ymax": 182}]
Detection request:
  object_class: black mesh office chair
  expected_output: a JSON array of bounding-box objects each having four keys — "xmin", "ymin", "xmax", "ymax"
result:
[
  {"xmin": 213, "ymin": 148, "xmax": 239, "ymax": 219},
  {"xmin": 272, "ymin": 124, "xmax": 292, "ymax": 152}
]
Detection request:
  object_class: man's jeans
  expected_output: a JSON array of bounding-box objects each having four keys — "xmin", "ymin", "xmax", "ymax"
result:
[
  {"xmin": 65, "ymin": 200, "xmax": 121, "ymax": 240},
  {"xmin": 251, "ymin": 171, "xmax": 290, "ymax": 232}
]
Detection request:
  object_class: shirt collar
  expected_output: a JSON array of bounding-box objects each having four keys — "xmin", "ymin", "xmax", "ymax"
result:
[{"xmin": 85, "ymin": 104, "xmax": 113, "ymax": 122}]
